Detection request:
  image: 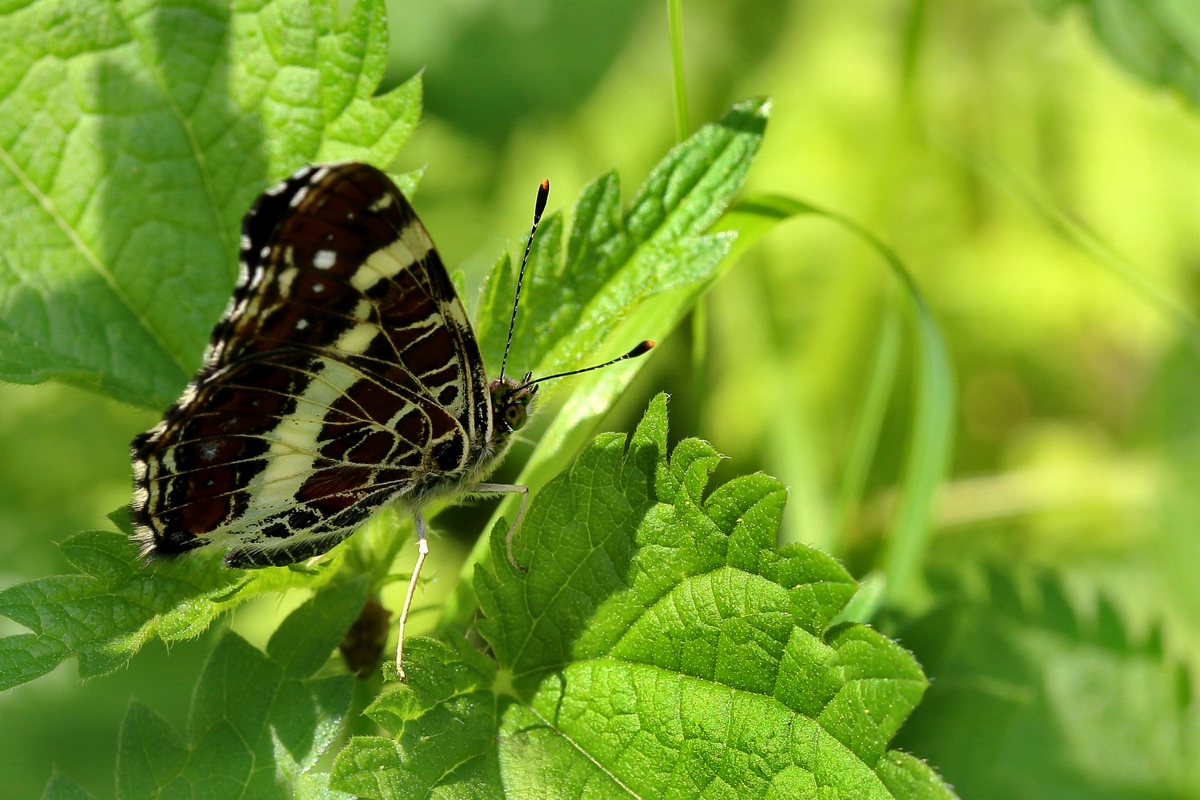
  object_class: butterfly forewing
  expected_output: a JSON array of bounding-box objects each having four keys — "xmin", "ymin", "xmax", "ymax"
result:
[{"xmin": 131, "ymin": 163, "xmax": 490, "ymax": 566}]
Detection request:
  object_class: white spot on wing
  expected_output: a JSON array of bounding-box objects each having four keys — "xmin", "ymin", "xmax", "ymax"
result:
[
  {"xmin": 314, "ymin": 250, "xmax": 336, "ymax": 270},
  {"xmin": 296, "ymin": 319, "xmax": 309, "ymax": 330},
  {"xmin": 369, "ymin": 194, "xmax": 394, "ymax": 212}
]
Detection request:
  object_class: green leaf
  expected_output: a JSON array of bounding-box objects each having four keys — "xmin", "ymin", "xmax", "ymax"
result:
[
  {"xmin": 332, "ymin": 396, "xmax": 956, "ymax": 799},
  {"xmin": 476, "ymin": 98, "xmax": 767, "ymax": 380},
  {"xmin": 0, "ymin": 0, "xmax": 419, "ymax": 407},
  {"xmin": 894, "ymin": 569, "xmax": 1200, "ymax": 799},
  {"xmin": 0, "ymin": 516, "xmax": 346, "ymax": 690},
  {"xmin": 115, "ymin": 579, "xmax": 365, "ymax": 800},
  {"xmin": 1034, "ymin": 0, "xmax": 1200, "ymax": 109},
  {"xmin": 446, "ymin": 97, "xmax": 770, "ymax": 625}
]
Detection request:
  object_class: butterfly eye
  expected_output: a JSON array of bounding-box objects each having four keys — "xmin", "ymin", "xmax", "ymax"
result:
[{"xmin": 505, "ymin": 404, "xmax": 525, "ymax": 429}]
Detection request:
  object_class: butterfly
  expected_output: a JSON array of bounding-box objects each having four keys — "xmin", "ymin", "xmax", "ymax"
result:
[{"xmin": 130, "ymin": 162, "xmax": 651, "ymax": 678}]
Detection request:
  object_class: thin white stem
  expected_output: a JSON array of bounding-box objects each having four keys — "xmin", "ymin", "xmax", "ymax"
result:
[{"xmin": 395, "ymin": 512, "xmax": 430, "ymax": 681}]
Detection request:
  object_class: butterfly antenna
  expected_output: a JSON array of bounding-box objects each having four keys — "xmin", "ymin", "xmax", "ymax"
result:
[
  {"xmin": 499, "ymin": 179, "xmax": 550, "ymax": 381},
  {"xmin": 523, "ymin": 341, "xmax": 655, "ymax": 388}
]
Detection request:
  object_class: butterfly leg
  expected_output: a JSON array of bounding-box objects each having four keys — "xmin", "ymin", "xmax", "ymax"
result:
[
  {"xmin": 395, "ymin": 510, "xmax": 430, "ymax": 682},
  {"xmin": 472, "ymin": 482, "xmax": 529, "ymax": 571}
]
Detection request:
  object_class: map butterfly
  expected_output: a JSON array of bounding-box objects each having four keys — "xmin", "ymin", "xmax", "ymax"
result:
[{"xmin": 130, "ymin": 162, "xmax": 652, "ymax": 678}]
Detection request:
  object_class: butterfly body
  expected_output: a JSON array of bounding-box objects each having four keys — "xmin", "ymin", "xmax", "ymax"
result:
[{"xmin": 130, "ymin": 163, "xmax": 530, "ymax": 569}]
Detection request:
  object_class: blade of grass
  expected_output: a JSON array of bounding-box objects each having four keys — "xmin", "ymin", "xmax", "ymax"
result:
[
  {"xmin": 667, "ymin": 0, "xmax": 689, "ymax": 141},
  {"xmin": 833, "ymin": 293, "xmax": 903, "ymax": 552},
  {"xmin": 716, "ymin": 194, "xmax": 956, "ymax": 607},
  {"xmin": 769, "ymin": 371, "xmax": 833, "ymax": 551}
]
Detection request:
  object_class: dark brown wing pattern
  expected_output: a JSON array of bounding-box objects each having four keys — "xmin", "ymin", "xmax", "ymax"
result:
[{"xmin": 131, "ymin": 163, "xmax": 491, "ymax": 567}]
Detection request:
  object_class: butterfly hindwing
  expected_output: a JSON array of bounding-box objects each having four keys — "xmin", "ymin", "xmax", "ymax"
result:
[{"xmin": 131, "ymin": 163, "xmax": 488, "ymax": 566}]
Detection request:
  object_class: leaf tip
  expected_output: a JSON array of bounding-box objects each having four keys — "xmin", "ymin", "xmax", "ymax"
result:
[{"xmin": 720, "ymin": 97, "xmax": 772, "ymax": 135}]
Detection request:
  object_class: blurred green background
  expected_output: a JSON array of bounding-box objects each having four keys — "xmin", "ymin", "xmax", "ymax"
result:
[{"xmin": 4, "ymin": 0, "xmax": 1200, "ymax": 797}]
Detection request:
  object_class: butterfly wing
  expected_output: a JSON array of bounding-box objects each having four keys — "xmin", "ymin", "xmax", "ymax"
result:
[{"xmin": 131, "ymin": 163, "xmax": 490, "ymax": 567}]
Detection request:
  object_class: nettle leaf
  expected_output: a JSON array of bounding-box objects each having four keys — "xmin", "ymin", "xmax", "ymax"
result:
[
  {"xmin": 894, "ymin": 569, "xmax": 1200, "ymax": 800},
  {"xmin": 332, "ymin": 396, "xmax": 955, "ymax": 800},
  {"xmin": 109, "ymin": 579, "xmax": 365, "ymax": 800},
  {"xmin": 0, "ymin": 511, "xmax": 346, "ymax": 690},
  {"xmin": 475, "ymin": 98, "xmax": 767, "ymax": 382},
  {"xmin": 0, "ymin": 0, "xmax": 419, "ymax": 408}
]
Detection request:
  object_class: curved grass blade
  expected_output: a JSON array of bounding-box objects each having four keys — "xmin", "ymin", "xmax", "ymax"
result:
[{"xmin": 715, "ymin": 194, "xmax": 956, "ymax": 607}]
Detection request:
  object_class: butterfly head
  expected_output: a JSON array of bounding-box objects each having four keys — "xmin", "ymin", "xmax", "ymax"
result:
[{"xmin": 489, "ymin": 375, "xmax": 538, "ymax": 436}]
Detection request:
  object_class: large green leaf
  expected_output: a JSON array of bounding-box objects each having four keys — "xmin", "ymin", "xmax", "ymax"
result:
[
  {"xmin": 332, "ymin": 396, "xmax": 956, "ymax": 799},
  {"xmin": 0, "ymin": 0, "xmax": 419, "ymax": 407}
]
